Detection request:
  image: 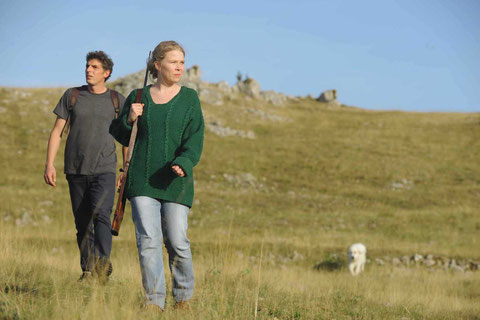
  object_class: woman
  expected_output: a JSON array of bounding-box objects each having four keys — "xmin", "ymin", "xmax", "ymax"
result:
[{"xmin": 109, "ymin": 41, "xmax": 204, "ymax": 311}]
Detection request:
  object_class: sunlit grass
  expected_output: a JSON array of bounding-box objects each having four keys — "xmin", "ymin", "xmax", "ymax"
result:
[{"xmin": 1, "ymin": 87, "xmax": 479, "ymax": 319}]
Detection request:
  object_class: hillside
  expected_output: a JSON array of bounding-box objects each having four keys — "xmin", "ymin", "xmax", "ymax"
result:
[{"xmin": 0, "ymin": 82, "xmax": 479, "ymax": 319}]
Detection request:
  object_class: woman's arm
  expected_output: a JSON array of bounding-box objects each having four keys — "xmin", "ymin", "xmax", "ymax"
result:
[
  {"xmin": 171, "ymin": 94, "xmax": 205, "ymax": 177},
  {"xmin": 109, "ymin": 90, "xmax": 136, "ymax": 146}
]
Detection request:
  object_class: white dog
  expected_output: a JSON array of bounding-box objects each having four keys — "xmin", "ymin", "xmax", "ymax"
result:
[{"xmin": 347, "ymin": 243, "xmax": 367, "ymax": 276}]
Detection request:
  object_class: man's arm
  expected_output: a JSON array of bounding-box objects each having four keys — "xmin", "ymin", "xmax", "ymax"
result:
[{"xmin": 44, "ymin": 116, "xmax": 66, "ymax": 187}]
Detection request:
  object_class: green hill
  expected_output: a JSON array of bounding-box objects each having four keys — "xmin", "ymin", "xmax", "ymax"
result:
[{"xmin": 1, "ymin": 86, "xmax": 479, "ymax": 319}]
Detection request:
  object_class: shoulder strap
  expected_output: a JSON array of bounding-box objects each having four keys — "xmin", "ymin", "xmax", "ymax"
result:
[
  {"xmin": 69, "ymin": 87, "xmax": 80, "ymax": 110},
  {"xmin": 136, "ymin": 88, "xmax": 143, "ymax": 104},
  {"xmin": 110, "ymin": 89, "xmax": 119, "ymax": 118},
  {"xmin": 61, "ymin": 87, "xmax": 81, "ymax": 138}
]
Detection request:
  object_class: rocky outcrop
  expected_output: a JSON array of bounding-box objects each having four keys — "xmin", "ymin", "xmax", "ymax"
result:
[
  {"xmin": 206, "ymin": 118, "xmax": 255, "ymax": 139},
  {"xmin": 374, "ymin": 254, "xmax": 480, "ymax": 273},
  {"xmin": 317, "ymin": 89, "xmax": 341, "ymax": 107},
  {"xmin": 178, "ymin": 64, "xmax": 202, "ymax": 91},
  {"xmin": 313, "ymin": 252, "xmax": 480, "ymax": 273},
  {"xmin": 110, "ymin": 66, "xmax": 343, "ymax": 107},
  {"xmin": 260, "ymin": 91, "xmax": 288, "ymax": 105},
  {"xmin": 317, "ymin": 89, "xmax": 337, "ymax": 102},
  {"xmin": 233, "ymin": 77, "xmax": 261, "ymax": 99},
  {"xmin": 110, "ymin": 69, "xmax": 155, "ymax": 97},
  {"xmin": 110, "ymin": 66, "xmax": 292, "ymax": 106},
  {"xmin": 197, "ymin": 86, "xmax": 225, "ymax": 106}
]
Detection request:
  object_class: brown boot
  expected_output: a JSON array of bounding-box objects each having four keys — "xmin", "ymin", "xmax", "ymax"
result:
[{"xmin": 174, "ymin": 301, "xmax": 190, "ymax": 311}]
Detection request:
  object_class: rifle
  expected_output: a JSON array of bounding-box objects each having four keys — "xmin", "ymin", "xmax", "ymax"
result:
[{"xmin": 111, "ymin": 51, "xmax": 151, "ymax": 236}]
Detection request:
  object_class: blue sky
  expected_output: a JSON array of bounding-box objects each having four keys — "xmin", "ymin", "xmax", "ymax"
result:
[{"xmin": 0, "ymin": 0, "xmax": 479, "ymax": 112}]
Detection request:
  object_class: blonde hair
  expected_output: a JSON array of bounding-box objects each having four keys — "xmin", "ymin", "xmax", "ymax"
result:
[{"xmin": 147, "ymin": 41, "xmax": 185, "ymax": 79}]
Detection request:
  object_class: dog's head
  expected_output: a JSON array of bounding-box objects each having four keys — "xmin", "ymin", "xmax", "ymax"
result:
[{"xmin": 347, "ymin": 243, "xmax": 367, "ymax": 261}]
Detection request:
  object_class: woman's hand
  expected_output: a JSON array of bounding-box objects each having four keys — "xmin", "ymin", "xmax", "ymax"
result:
[
  {"xmin": 171, "ymin": 165, "xmax": 185, "ymax": 177},
  {"xmin": 127, "ymin": 103, "xmax": 144, "ymax": 124}
]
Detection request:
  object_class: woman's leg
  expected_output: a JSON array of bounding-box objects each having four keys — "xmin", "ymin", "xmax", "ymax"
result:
[
  {"xmin": 161, "ymin": 201, "xmax": 194, "ymax": 303},
  {"xmin": 131, "ymin": 196, "xmax": 166, "ymax": 309}
]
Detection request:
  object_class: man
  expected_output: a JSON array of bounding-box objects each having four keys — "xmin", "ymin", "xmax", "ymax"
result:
[{"xmin": 44, "ymin": 51, "xmax": 126, "ymax": 283}]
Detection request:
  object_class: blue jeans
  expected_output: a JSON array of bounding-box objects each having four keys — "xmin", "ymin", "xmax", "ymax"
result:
[{"xmin": 131, "ymin": 196, "xmax": 194, "ymax": 308}]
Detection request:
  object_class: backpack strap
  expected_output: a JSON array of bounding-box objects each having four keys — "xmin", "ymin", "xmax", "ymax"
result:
[
  {"xmin": 60, "ymin": 87, "xmax": 81, "ymax": 138},
  {"xmin": 70, "ymin": 87, "xmax": 80, "ymax": 111},
  {"xmin": 110, "ymin": 89, "xmax": 120, "ymax": 118},
  {"xmin": 61, "ymin": 87, "xmax": 121, "ymax": 137}
]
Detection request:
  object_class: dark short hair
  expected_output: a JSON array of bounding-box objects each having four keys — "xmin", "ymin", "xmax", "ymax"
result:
[{"xmin": 86, "ymin": 51, "xmax": 114, "ymax": 81}]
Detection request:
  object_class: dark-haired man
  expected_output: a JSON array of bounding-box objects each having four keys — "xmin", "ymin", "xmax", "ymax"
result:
[{"xmin": 44, "ymin": 51, "xmax": 126, "ymax": 283}]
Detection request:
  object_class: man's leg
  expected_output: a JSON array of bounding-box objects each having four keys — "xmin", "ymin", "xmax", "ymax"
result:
[
  {"xmin": 131, "ymin": 196, "xmax": 166, "ymax": 309},
  {"xmin": 66, "ymin": 174, "xmax": 95, "ymax": 274},
  {"xmin": 89, "ymin": 173, "xmax": 115, "ymax": 281},
  {"xmin": 161, "ymin": 202, "xmax": 194, "ymax": 303}
]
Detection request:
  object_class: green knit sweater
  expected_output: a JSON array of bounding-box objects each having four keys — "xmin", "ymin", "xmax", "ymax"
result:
[{"xmin": 109, "ymin": 85, "xmax": 204, "ymax": 207}]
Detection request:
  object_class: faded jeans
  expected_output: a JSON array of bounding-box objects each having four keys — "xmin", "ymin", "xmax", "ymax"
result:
[{"xmin": 130, "ymin": 196, "xmax": 194, "ymax": 309}]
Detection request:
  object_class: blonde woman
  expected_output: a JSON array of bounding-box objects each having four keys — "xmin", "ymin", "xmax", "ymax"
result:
[{"xmin": 110, "ymin": 41, "xmax": 204, "ymax": 311}]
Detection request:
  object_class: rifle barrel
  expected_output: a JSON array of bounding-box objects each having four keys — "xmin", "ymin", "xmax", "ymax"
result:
[{"xmin": 111, "ymin": 51, "xmax": 151, "ymax": 236}]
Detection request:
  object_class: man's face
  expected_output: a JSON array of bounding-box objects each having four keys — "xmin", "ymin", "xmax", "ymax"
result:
[{"xmin": 85, "ymin": 59, "xmax": 110, "ymax": 86}]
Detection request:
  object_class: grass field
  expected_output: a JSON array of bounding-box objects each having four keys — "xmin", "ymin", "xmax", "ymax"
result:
[{"xmin": 1, "ymin": 87, "xmax": 479, "ymax": 319}]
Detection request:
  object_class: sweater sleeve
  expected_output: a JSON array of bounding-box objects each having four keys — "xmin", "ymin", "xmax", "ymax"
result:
[
  {"xmin": 172, "ymin": 92, "xmax": 205, "ymax": 177},
  {"xmin": 109, "ymin": 90, "xmax": 135, "ymax": 146}
]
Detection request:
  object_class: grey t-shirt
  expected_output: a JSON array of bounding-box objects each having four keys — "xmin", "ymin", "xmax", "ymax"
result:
[{"xmin": 54, "ymin": 86, "xmax": 126, "ymax": 175}]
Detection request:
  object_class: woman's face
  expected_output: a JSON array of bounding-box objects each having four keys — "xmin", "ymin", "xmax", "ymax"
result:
[{"xmin": 155, "ymin": 49, "xmax": 185, "ymax": 84}]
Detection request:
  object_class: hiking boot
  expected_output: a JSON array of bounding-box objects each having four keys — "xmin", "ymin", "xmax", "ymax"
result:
[
  {"xmin": 95, "ymin": 258, "xmax": 113, "ymax": 285},
  {"xmin": 174, "ymin": 301, "xmax": 190, "ymax": 311},
  {"xmin": 78, "ymin": 271, "xmax": 94, "ymax": 282}
]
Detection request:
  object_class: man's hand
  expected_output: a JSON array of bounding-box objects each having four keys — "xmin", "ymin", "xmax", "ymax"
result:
[
  {"xmin": 44, "ymin": 164, "xmax": 57, "ymax": 187},
  {"xmin": 171, "ymin": 165, "xmax": 185, "ymax": 177},
  {"xmin": 127, "ymin": 103, "xmax": 144, "ymax": 124}
]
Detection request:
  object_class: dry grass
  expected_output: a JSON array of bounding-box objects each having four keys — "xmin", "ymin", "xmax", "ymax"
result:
[
  {"xmin": 2, "ymin": 224, "xmax": 479, "ymax": 319},
  {"xmin": 1, "ymin": 87, "xmax": 479, "ymax": 319}
]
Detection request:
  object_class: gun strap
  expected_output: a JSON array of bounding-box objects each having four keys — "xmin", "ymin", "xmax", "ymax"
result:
[
  {"xmin": 123, "ymin": 88, "xmax": 144, "ymax": 165},
  {"xmin": 136, "ymin": 88, "xmax": 143, "ymax": 104}
]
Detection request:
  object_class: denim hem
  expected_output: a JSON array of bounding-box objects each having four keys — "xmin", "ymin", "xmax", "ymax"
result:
[
  {"xmin": 145, "ymin": 294, "xmax": 166, "ymax": 309},
  {"xmin": 173, "ymin": 289, "xmax": 194, "ymax": 302}
]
